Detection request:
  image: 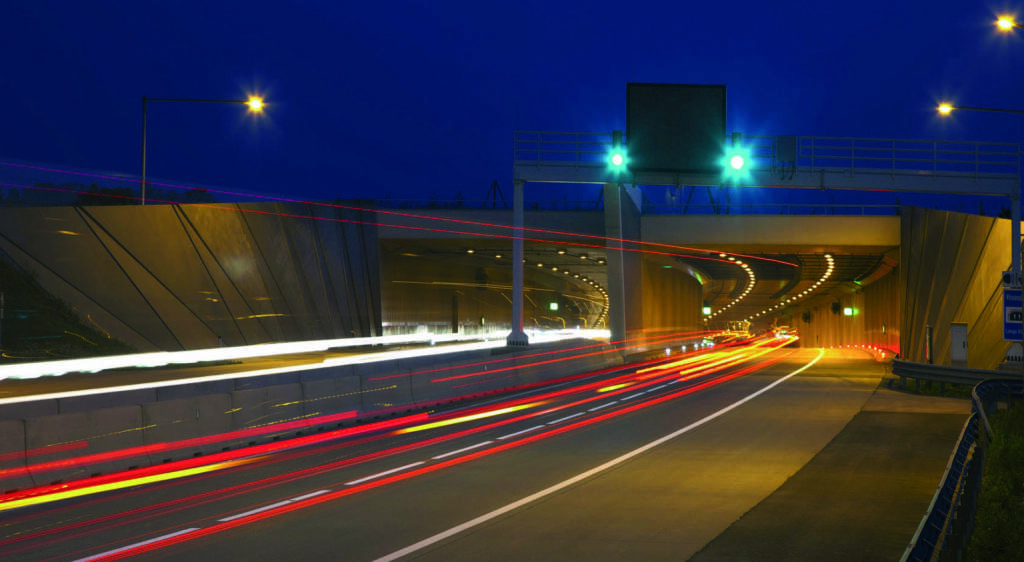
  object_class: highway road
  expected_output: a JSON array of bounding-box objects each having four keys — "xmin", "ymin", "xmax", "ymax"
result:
[{"xmin": 0, "ymin": 340, "xmax": 954, "ymax": 561}]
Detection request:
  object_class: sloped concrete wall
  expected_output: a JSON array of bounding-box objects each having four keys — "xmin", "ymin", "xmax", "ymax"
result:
[
  {"xmin": 901, "ymin": 207, "xmax": 1010, "ymax": 369},
  {"xmin": 0, "ymin": 201, "xmax": 382, "ymax": 351}
]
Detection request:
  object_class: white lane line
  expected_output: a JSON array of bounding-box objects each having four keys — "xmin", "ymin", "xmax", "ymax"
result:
[
  {"xmin": 496, "ymin": 425, "xmax": 546, "ymax": 440},
  {"xmin": 547, "ymin": 412, "xmax": 585, "ymax": 425},
  {"xmin": 373, "ymin": 349, "xmax": 824, "ymax": 562},
  {"xmin": 620, "ymin": 392, "xmax": 646, "ymax": 401},
  {"xmin": 74, "ymin": 528, "xmax": 201, "ymax": 561},
  {"xmin": 218, "ymin": 499, "xmax": 294, "ymax": 522},
  {"xmin": 647, "ymin": 384, "xmax": 667, "ymax": 392},
  {"xmin": 216, "ymin": 489, "xmax": 332, "ymax": 523},
  {"xmin": 345, "ymin": 461, "xmax": 425, "ymax": 486},
  {"xmin": 432, "ymin": 441, "xmax": 493, "ymax": 460},
  {"xmin": 289, "ymin": 489, "xmax": 330, "ymax": 502},
  {"xmin": 588, "ymin": 401, "xmax": 617, "ymax": 412}
]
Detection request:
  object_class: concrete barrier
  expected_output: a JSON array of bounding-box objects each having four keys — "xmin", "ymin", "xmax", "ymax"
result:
[
  {"xmin": 0, "ymin": 338, "xmax": 623, "ymax": 492},
  {"xmin": 0, "ymin": 420, "xmax": 34, "ymax": 493},
  {"xmin": 141, "ymin": 394, "xmax": 233, "ymax": 464},
  {"xmin": 230, "ymin": 384, "xmax": 305, "ymax": 444},
  {"xmin": 24, "ymin": 405, "xmax": 143, "ymax": 486},
  {"xmin": 300, "ymin": 377, "xmax": 361, "ymax": 430}
]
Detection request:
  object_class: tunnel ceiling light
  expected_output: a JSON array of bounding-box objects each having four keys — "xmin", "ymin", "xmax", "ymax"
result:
[
  {"xmin": 495, "ymin": 254, "xmax": 502, "ymax": 258},
  {"xmin": 557, "ymin": 249, "xmax": 566, "ymax": 255}
]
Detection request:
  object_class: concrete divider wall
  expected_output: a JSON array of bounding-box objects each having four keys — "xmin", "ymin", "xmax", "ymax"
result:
[
  {"xmin": 141, "ymin": 394, "xmax": 233, "ymax": 463},
  {"xmin": 24, "ymin": 405, "xmax": 144, "ymax": 487},
  {"xmin": 0, "ymin": 339, "xmax": 625, "ymax": 493},
  {"xmin": 0, "ymin": 420, "xmax": 33, "ymax": 493}
]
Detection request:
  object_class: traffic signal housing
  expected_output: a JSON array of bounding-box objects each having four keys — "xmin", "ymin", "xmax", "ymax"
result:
[{"xmin": 607, "ymin": 130, "xmax": 628, "ymax": 174}]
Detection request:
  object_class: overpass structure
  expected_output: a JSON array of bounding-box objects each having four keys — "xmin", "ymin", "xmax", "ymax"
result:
[{"xmin": 0, "ymin": 133, "xmax": 1017, "ymax": 370}]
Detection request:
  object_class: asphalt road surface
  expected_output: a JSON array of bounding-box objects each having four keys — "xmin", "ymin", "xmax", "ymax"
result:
[{"xmin": 0, "ymin": 344, "xmax": 963, "ymax": 561}]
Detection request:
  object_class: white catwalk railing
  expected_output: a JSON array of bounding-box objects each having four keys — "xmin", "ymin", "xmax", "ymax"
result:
[{"xmin": 512, "ymin": 131, "xmax": 1020, "ymax": 180}]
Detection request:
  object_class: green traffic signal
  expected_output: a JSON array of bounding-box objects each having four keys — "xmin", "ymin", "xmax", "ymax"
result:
[{"xmin": 721, "ymin": 144, "xmax": 752, "ymax": 183}]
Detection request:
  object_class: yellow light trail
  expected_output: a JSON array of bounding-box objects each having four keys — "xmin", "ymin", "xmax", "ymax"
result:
[
  {"xmin": 0, "ymin": 457, "xmax": 257, "ymax": 512},
  {"xmin": 395, "ymin": 402, "xmax": 544, "ymax": 434},
  {"xmin": 597, "ymin": 383, "xmax": 632, "ymax": 393}
]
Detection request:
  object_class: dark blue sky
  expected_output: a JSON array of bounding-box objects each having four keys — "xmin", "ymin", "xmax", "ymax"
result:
[{"xmin": 3, "ymin": 1, "xmax": 1023, "ymax": 202}]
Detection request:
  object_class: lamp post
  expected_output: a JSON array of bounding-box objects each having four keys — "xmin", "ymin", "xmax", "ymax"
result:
[{"xmin": 140, "ymin": 96, "xmax": 263, "ymax": 205}]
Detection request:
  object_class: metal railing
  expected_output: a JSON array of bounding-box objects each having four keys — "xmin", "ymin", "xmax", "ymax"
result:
[
  {"xmin": 891, "ymin": 360, "xmax": 1020, "ymax": 391},
  {"xmin": 513, "ymin": 131, "xmax": 1020, "ymax": 179},
  {"xmin": 641, "ymin": 203, "xmax": 901, "ymax": 216},
  {"xmin": 375, "ymin": 198, "xmax": 603, "ymax": 212},
  {"xmin": 902, "ymin": 376, "xmax": 1023, "ymax": 561}
]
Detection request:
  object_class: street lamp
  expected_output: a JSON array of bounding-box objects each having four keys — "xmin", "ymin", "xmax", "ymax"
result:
[
  {"xmin": 997, "ymin": 15, "xmax": 1019, "ymax": 32},
  {"xmin": 936, "ymin": 102, "xmax": 1024, "ymax": 115},
  {"xmin": 140, "ymin": 95, "xmax": 264, "ymax": 205}
]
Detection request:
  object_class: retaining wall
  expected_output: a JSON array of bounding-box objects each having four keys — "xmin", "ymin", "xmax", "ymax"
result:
[{"xmin": 0, "ymin": 338, "xmax": 626, "ymax": 493}]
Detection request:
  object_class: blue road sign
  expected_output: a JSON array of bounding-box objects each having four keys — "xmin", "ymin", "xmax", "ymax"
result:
[{"xmin": 1004, "ymin": 288, "xmax": 1023, "ymax": 341}]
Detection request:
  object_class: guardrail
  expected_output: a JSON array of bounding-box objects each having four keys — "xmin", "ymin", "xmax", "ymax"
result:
[
  {"xmin": 890, "ymin": 360, "xmax": 1019, "ymax": 392},
  {"xmin": 901, "ymin": 375, "xmax": 1023, "ymax": 561},
  {"xmin": 513, "ymin": 131, "xmax": 1020, "ymax": 179}
]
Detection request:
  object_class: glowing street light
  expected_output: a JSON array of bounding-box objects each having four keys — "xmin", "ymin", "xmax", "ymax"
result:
[
  {"xmin": 997, "ymin": 15, "xmax": 1018, "ymax": 31},
  {"xmin": 936, "ymin": 102, "xmax": 1024, "ymax": 116},
  {"xmin": 140, "ymin": 94, "xmax": 266, "ymax": 205}
]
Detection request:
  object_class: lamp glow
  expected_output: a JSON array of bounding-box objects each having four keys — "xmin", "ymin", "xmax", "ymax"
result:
[
  {"xmin": 937, "ymin": 103, "xmax": 953, "ymax": 115},
  {"xmin": 997, "ymin": 16, "xmax": 1017, "ymax": 31},
  {"xmin": 247, "ymin": 97, "xmax": 264, "ymax": 112}
]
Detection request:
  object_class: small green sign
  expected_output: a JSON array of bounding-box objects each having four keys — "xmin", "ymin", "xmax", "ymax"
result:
[{"xmin": 549, "ymin": 302, "xmax": 559, "ymax": 311}]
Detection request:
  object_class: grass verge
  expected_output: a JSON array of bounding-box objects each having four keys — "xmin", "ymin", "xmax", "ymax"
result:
[{"xmin": 967, "ymin": 401, "xmax": 1024, "ymax": 561}]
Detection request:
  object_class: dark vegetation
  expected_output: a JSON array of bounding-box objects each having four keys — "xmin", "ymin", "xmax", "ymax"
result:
[{"xmin": 967, "ymin": 402, "xmax": 1024, "ymax": 561}]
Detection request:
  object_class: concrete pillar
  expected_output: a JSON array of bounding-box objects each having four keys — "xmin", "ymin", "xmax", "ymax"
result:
[
  {"xmin": 507, "ymin": 180, "xmax": 528, "ymax": 346},
  {"xmin": 603, "ymin": 182, "xmax": 643, "ymax": 350}
]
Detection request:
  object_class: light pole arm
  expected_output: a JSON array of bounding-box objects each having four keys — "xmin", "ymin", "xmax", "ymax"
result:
[{"xmin": 949, "ymin": 105, "xmax": 1024, "ymax": 115}]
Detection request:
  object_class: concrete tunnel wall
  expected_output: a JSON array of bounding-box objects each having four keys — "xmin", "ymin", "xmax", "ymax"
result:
[
  {"xmin": 0, "ymin": 202, "xmax": 382, "ymax": 351},
  {"xmin": 900, "ymin": 207, "xmax": 1013, "ymax": 369}
]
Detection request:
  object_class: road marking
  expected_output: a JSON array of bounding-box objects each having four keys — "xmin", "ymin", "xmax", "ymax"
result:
[
  {"xmin": 432, "ymin": 441, "xmax": 493, "ymax": 460},
  {"xmin": 345, "ymin": 462, "xmax": 425, "ymax": 486},
  {"xmin": 74, "ymin": 528, "xmax": 200, "ymax": 561},
  {"xmin": 647, "ymin": 384, "xmax": 667, "ymax": 392},
  {"xmin": 620, "ymin": 392, "xmax": 645, "ymax": 401},
  {"xmin": 547, "ymin": 412, "xmax": 585, "ymax": 425},
  {"xmin": 496, "ymin": 425, "xmax": 545, "ymax": 440},
  {"xmin": 587, "ymin": 401, "xmax": 617, "ymax": 412},
  {"xmin": 289, "ymin": 489, "xmax": 330, "ymax": 502},
  {"xmin": 218, "ymin": 499, "xmax": 293, "ymax": 522},
  {"xmin": 373, "ymin": 349, "xmax": 824, "ymax": 562}
]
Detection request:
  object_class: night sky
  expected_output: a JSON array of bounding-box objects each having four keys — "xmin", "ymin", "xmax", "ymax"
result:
[{"xmin": 3, "ymin": 1, "xmax": 1024, "ymax": 203}]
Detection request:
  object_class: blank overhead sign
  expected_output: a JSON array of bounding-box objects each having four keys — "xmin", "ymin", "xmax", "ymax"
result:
[{"xmin": 626, "ymin": 83, "xmax": 726, "ymax": 174}]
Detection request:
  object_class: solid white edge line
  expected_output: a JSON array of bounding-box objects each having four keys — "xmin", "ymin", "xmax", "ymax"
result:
[
  {"xmin": 587, "ymin": 401, "xmax": 617, "ymax": 412},
  {"xmin": 289, "ymin": 489, "xmax": 331, "ymax": 502},
  {"xmin": 547, "ymin": 412, "xmax": 585, "ymax": 425},
  {"xmin": 496, "ymin": 425, "xmax": 546, "ymax": 440},
  {"xmin": 345, "ymin": 461, "xmax": 425, "ymax": 486},
  {"xmin": 432, "ymin": 441, "xmax": 494, "ymax": 460},
  {"xmin": 218, "ymin": 499, "xmax": 294, "ymax": 522},
  {"xmin": 73, "ymin": 527, "xmax": 201, "ymax": 562},
  {"xmin": 373, "ymin": 349, "xmax": 825, "ymax": 562}
]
